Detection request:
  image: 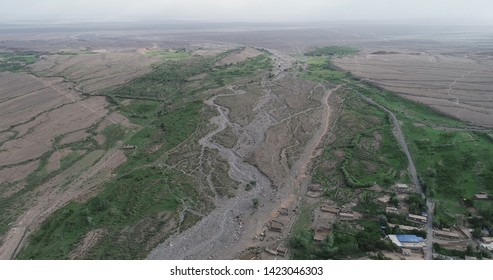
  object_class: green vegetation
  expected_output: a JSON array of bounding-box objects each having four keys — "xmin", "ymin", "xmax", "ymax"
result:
[
  {"xmin": 433, "ymin": 243, "xmax": 468, "ymax": 259},
  {"xmin": 252, "ymin": 198, "xmax": 259, "ymax": 209},
  {"xmin": 109, "ymin": 58, "xmax": 211, "ymax": 100},
  {"xmin": 18, "ymin": 168, "xmax": 182, "ymax": 259},
  {"xmin": 311, "ymin": 90, "xmax": 408, "ymax": 192},
  {"xmin": 291, "ymin": 86, "xmax": 407, "ymax": 259},
  {"xmin": 143, "ymin": 49, "xmax": 191, "ymax": 61},
  {"xmin": 18, "ymin": 49, "xmax": 273, "ymax": 259},
  {"xmin": 0, "ymin": 52, "xmax": 41, "ymax": 72},
  {"xmin": 320, "ymin": 46, "xmax": 493, "ymax": 209},
  {"xmin": 210, "ymin": 54, "xmax": 271, "ymax": 86},
  {"xmin": 301, "ymin": 56, "xmax": 350, "ymax": 83},
  {"xmin": 291, "ymin": 221, "xmax": 395, "ymax": 259},
  {"xmin": 56, "ymin": 49, "xmax": 97, "ymax": 55},
  {"xmin": 294, "ymin": 45, "xmax": 493, "ymax": 259},
  {"xmin": 102, "ymin": 124, "xmax": 126, "ymax": 149},
  {"xmin": 110, "ymin": 52, "xmax": 271, "ymax": 100},
  {"xmin": 305, "ymin": 46, "xmax": 358, "ymax": 57},
  {"xmin": 342, "ymin": 123, "xmax": 407, "ymax": 188},
  {"xmin": 349, "ymin": 83, "xmax": 493, "ymax": 227},
  {"xmin": 59, "ymin": 151, "xmax": 83, "ymax": 171}
]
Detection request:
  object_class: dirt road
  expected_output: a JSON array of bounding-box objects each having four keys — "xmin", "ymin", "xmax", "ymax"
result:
[
  {"xmin": 353, "ymin": 88, "xmax": 435, "ymax": 260},
  {"xmin": 280, "ymin": 84, "xmax": 340, "ymax": 236}
]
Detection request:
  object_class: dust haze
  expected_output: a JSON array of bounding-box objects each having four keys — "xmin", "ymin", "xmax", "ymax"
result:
[{"xmin": 1, "ymin": 0, "xmax": 493, "ymax": 24}]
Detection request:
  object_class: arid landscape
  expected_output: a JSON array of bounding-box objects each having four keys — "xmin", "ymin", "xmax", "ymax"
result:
[
  {"xmin": 334, "ymin": 51, "xmax": 493, "ymax": 127},
  {"xmin": 1, "ymin": 21, "xmax": 493, "ymax": 261}
]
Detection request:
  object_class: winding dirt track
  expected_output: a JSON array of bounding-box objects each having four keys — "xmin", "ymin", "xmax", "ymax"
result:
[{"xmin": 279, "ymin": 84, "xmax": 340, "ymax": 237}]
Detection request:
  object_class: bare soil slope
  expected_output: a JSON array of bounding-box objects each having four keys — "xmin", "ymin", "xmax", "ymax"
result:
[{"xmin": 334, "ymin": 52, "xmax": 493, "ymax": 127}]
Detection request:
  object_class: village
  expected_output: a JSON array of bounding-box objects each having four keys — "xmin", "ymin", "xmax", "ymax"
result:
[{"xmin": 245, "ymin": 181, "xmax": 493, "ymax": 260}]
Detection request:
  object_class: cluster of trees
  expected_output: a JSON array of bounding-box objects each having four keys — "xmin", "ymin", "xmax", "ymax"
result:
[
  {"xmin": 407, "ymin": 194, "xmax": 426, "ymax": 215},
  {"xmin": 290, "ymin": 222, "xmax": 396, "ymax": 259},
  {"xmin": 304, "ymin": 46, "xmax": 358, "ymax": 57}
]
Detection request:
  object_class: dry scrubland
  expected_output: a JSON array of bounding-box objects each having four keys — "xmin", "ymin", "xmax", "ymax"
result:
[
  {"xmin": 31, "ymin": 49, "xmax": 162, "ymax": 94},
  {"xmin": 334, "ymin": 52, "xmax": 493, "ymax": 127},
  {"xmin": 0, "ymin": 64, "xmax": 136, "ymax": 259},
  {"xmin": 0, "ymin": 47, "xmax": 179, "ymax": 259}
]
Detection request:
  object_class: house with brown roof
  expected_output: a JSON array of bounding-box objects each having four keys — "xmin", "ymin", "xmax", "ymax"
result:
[
  {"xmin": 408, "ymin": 214, "xmax": 427, "ymax": 224},
  {"xmin": 321, "ymin": 205, "xmax": 340, "ymax": 215},
  {"xmin": 267, "ymin": 220, "xmax": 285, "ymax": 232},
  {"xmin": 434, "ymin": 229, "xmax": 461, "ymax": 240},
  {"xmin": 339, "ymin": 212, "xmax": 355, "ymax": 221}
]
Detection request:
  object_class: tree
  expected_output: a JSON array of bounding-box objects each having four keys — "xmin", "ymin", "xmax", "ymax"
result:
[
  {"xmin": 378, "ymin": 215, "xmax": 388, "ymax": 227},
  {"xmin": 390, "ymin": 195, "xmax": 399, "ymax": 207},
  {"xmin": 473, "ymin": 227, "xmax": 482, "ymax": 239},
  {"xmin": 252, "ymin": 198, "xmax": 259, "ymax": 209},
  {"xmin": 290, "ymin": 230, "xmax": 311, "ymax": 250}
]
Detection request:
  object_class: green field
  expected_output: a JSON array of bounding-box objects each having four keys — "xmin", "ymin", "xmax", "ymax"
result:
[{"xmin": 0, "ymin": 52, "xmax": 41, "ymax": 72}]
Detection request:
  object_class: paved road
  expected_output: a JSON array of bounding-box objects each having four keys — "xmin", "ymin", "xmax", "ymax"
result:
[
  {"xmin": 354, "ymin": 89, "xmax": 434, "ymax": 260},
  {"xmin": 425, "ymin": 200, "xmax": 435, "ymax": 260}
]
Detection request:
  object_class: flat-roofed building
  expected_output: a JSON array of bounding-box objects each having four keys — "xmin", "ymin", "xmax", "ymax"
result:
[
  {"xmin": 388, "ymin": 223, "xmax": 422, "ymax": 232},
  {"xmin": 388, "ymin": 234, "xmax": 426, "ymax": 252},
  {"xmin": 475, "ymin": 192, "xmax": 489, "ymax": 200},
  {"xmin": 377, "ymin": 195, "xmax": 391, "ymax": 205},
  {"xmin": 321, "ymin": 205, "xmax": 339, "ymax": 215},
  {"xmin": 388, "ymin": 235, "xmax": 402, "ymax": 247},
  {"xmin": 408, "ymin": 214, "xmax": 427, "ymax": 224},
  {"xmin": 480, "ymin": 242, "xmax": 493, "ymax": 252},
  {"xmin": 481, "ymin": 237, "xmax": 493, "ymax": 244},
  {"xmin": 339, "ymin": 212, "xmax": 355, "ymax": 220},
  {"xmin": 267, "ymin": 220, "xmax": 284, "ymax": 232},
  {"xmin": 458, "ymin": 227, "xmax": 472, "ymax": 239},
  {"xmin": 434, "ymin": 229, "xmax": 461, "ymax": 240},
  {"xmin": 386, "ymin": 207, "xmax": 399, "ymax": 214},
  {"xmin": 395, "ymin": 183, "xmax": 410, "ymax": 193}
]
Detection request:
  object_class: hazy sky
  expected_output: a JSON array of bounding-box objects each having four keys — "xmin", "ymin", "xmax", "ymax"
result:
[{"xmin": 1, "ymin": 0, "xmax": 492, "ymax": 24}]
